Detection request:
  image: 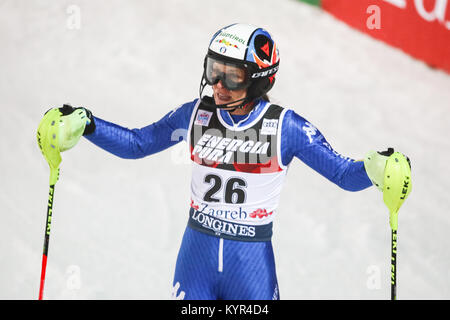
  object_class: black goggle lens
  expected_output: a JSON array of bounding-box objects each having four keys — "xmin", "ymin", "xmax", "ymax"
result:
[{"xmin": 204, "ymin": 57, "xmax": 250, "ymax": 91}]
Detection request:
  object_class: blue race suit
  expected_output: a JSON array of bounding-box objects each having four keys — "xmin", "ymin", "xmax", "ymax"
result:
[{"xmin": 84, "ymin": 98, "xmax": 372, "ymax": 299}]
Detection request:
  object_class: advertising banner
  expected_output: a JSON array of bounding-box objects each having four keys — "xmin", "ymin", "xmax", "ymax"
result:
[{"xmin": 300, "ymin": 0, "xmax": 450, "ymax": 73}]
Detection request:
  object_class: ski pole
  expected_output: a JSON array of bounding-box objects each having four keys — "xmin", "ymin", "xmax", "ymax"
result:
[
  {"xmin": 382, "ymin": 152, "xmax": 411, "ymax": 300},
  {"xmin": 37, "ymin": 109, "xmax": 63, "ymax": 300},
  {"xmin": 36, "ymin": 106, "xmax": 89, "ymax": 299}
]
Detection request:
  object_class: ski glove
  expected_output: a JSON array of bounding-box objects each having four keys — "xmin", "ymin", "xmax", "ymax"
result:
[
  {"xmin": 364, "ymin": 148, "xmax": 411, "ymax": 191},
  {"xmin": 58, "ymin": 104, "xmax": 96, "ymax": 136},
  {"xmin": 42, "ymin": 104, "xmax": 95, "ymax": 152}
]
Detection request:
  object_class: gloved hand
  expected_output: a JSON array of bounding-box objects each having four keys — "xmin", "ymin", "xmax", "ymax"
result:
[
  {"xmin": 58, "ymin": 104, "xmax": 96, "ymax": 151},
  {"xmin": 364, "ymin": 148, "xmax": 411, "ymax": 191},
  {"xmin": 42, "ymin": 104, "xmax": 96, "ymax": 152}
]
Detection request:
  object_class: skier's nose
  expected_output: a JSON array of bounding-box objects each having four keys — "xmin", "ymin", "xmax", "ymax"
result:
[
  {"xmin": 216, "ymin": 80, "xmax": 225, "ymax": 89},
  {"xmin": 215, "ymin": 80, "xmax": 229, "ymax": 92}
]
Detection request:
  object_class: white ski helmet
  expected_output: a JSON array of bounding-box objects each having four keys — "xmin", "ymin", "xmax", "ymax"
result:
[{"xmin": 200, "ymin": 23, "xmax": 280, "ymax": 108}]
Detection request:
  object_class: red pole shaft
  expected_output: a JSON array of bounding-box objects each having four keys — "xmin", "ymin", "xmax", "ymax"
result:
[{"xmin": 39, "ymin": 254, "xmax": 48, "ymax": 300}]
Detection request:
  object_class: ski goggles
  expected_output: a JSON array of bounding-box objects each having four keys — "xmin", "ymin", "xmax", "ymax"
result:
[{"xmin": 204, "ymin": 56, "xmax": 252, "ymax": 91}]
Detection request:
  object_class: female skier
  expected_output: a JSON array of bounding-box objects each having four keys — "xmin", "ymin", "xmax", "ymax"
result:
[{"xmin": 40, "ymin": 23, "xmax": 402, "ymax": 300}]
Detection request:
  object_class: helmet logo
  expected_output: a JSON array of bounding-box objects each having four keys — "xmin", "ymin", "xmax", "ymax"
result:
[
  {"xmin": 215, "ymin": 38, "xmax": 239, "ymax": 49},
  {"xmin": 219, "ymin": 47, "xmax": 227, "ymax": 54},
  {"xmin": 217, "ymin": 31, "xmax": 246, "ymax": 45},
  {"xmin": 252, "ymin": 34, "xmax": 278, "ymax": 70},
  {"xmin": 252, "ymin": 43, "xmax": 278, "ymax": 69},
  {"xmin": 261, "ymin": 41, "xmax": 270, "ymax": 56}
]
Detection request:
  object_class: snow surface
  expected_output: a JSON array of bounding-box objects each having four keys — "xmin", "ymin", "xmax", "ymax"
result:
[{"xmin": 1, "ymin": 0, "xmax": 449, "ymax": 299}]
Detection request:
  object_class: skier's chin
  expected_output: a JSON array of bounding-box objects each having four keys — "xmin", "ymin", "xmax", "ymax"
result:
[
  {"xmin": 214, "ymin": 93, "xmax": 242, "ymax": 108},
  {"xmin": 214, "ymin": 93, "xmax": 230, "ymax": 105}
]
